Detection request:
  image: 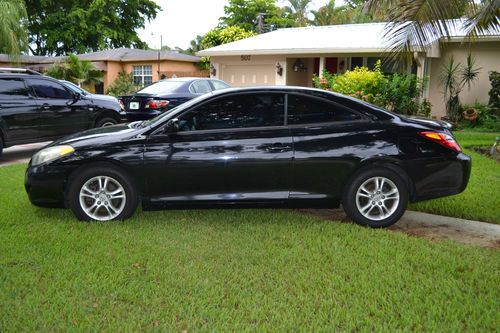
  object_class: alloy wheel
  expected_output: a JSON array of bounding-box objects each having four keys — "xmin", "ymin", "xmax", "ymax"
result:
[
  {"xmin": 355, "ymin": 176, "xmax": 400, "ymax": 221},
  {"xmin": 78, "ymin": 176, "xmax": 127, "ymax": 221}
]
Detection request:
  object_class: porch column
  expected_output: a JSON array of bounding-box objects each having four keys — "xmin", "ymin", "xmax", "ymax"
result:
[{"xmin": 319, "ymin": 56, "xmax": 326, "ymax": 78}]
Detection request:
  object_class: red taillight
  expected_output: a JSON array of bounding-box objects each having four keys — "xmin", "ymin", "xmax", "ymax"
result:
[
  {"xmin": 418, "ymin": 131, "xmax": 462, "ymax": 152},
  {"xmin": 145, "ymin": 99, "xmax": 169, "ymax": 109}
]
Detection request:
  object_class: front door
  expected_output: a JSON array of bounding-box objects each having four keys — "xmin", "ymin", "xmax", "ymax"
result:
[
  {"xmin": 26, "ymin": 78, "xmax": 90, "ymax": 138},
  {"xmin": 143, "ymin": 92, "xmax": 293, "ymax": 204},
  {"xmin": 0, "ymin": 78, "xmax": 39, "ymax": 144}
]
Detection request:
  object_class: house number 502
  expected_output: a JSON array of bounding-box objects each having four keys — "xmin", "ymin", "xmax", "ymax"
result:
[{"xmin": 241, "ymin": 55, "xmax": 251, "ymax": 61}]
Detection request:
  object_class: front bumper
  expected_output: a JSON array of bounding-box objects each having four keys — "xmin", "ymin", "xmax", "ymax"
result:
[{"xmin": 25, "ymin": 163, "xmax": 75, "ymax": 208}]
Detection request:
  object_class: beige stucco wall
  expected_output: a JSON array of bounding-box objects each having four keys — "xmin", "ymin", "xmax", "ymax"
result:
[
  {"xmin": 105, "ymin": 60, "xmax": 200, "ymax": 90},
  {"xmin": 427, "ymin": 41, "xmax": 500, "ymax": 118}
]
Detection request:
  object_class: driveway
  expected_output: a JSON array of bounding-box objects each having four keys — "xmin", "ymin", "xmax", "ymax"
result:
[
  {"xmin": 0, "ymin": 142, "xmax": 51, "ymax": 167},
  {"xmin": 299, "ymin": 209, "xmax": 500, "ymax": 248}
]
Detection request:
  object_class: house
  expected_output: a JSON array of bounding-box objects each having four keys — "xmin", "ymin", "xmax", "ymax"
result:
[
  {"xmin": 0, "ymin": 48, "xmax": 205, "ymax": 93},
  {"xmin": 198, "ymin": 20, "xmax": 500, "ymax": 118}
]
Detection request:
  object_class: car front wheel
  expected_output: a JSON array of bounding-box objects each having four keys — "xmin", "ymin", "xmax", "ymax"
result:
[
  {"xmin": 96, "ymin": 117, "xmax": 118, "ymax": 128},
  {"xmin": 68, "ymin": 165, "xmax": 138, "ymax": 221},
  {"xmin": 342, "ymin": 167, "xmax": 409, "ymax": 228}
]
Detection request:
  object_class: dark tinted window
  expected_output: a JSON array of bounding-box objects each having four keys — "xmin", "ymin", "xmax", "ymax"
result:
[
  {"xmin": 179, "ymin": 93, "xmax": 285, "ymax": 131},
  {"xmin": 28, "ymin": 79, "xmax": 72, "ymax": 99},
  {"xmin": 0, "ymin": 78, "xmax": 30, "ymax": 99},
  {"xmin": 287, "ymin": 95, "xmax": 362, "ymax": 125}
]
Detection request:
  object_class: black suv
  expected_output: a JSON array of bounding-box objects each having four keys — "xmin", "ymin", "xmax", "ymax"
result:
[{"xmin": 0, "ymin": 68, "xmax": 125, "ymax": 156}]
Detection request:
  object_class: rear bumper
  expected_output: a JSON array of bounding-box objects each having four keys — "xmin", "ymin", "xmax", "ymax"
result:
[{"xmin": 408, "ymin": 153, "xmax": 471, "ymax": 202}]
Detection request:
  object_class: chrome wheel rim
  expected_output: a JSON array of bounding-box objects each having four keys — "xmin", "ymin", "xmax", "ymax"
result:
[
  {"xmin": 79, "ymin": 176, "xmax": 126, "ymax": 221},
  {"xmin": 101, "ymin": 121, "xmax": 115, "ymax": 127},
  {"xmin": 355, "ymin": 176, "xmax": 399, "ymax": 221}
]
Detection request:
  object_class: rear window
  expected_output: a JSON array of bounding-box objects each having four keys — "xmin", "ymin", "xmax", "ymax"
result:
[
  {"xmin": 0, "ymin": 78, "xmax": 30, "ymax": 99},
  {"xmin": 287, "ymin": 95, "xmax": 362, "ymax": 125},
  {"xmin": 138, "ymin": 81, "xmax": 185, "ymax": 94}
]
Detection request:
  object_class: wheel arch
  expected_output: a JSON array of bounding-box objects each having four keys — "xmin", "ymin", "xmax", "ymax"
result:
[
  {"xmin": 342, "ymin": 157, "xmax": 417, "ymax": 202},
  {"xmin": 63, "ymin": 158, "xmax": 141, "ymax": 206}
]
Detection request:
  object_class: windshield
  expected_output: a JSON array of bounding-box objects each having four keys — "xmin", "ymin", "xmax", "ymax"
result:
[
  {"xmin": 140, "ymin": 93, "xmax": 214, "ymax": 128},
  {"xmin": 61, "ymin": 81, "xmax": 85, "ymax": 94},
  {"xmin": 138, "ymin": 81, "xmax": 185, "ymax": 95}
]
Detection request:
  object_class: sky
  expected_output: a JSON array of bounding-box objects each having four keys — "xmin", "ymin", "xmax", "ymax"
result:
[{"xmin": 138, "ymin": 0, "xmax": 334, "ymax": 50}]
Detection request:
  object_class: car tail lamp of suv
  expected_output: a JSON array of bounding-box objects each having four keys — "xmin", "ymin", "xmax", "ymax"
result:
[
  {"xmin": 145, "ymin": 100, "xmax": 169, "ymax": 109},
  {"xmin": 418, "ymin": 131, "xmax": 462, "ymax": 152}
]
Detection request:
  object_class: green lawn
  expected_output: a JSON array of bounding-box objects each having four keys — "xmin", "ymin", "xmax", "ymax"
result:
[
  {"xmin": 410, "ymin": 130, "xmax": 500, "ymax": 223},
  {"xmin": 1, "ymin": 163, "xmax": 500, "ymax": 331}
]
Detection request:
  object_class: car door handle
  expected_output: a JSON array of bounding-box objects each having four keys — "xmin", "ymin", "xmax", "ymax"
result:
[
  {"xmin": 266, "ymin": 143, "xmax": 290, "ymax": 152},
  {"xmin": 41, "ymin": 104, "xmax": 50, "ymax": 110}
]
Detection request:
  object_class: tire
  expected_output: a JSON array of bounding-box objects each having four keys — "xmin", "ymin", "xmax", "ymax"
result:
[
  {"xmin": 0, "ymin": 135, "xmax": 3, "ymax": 158},
  {"xmin": 67, "ymin": 164, "xmax": 138, "ymax": 221},
  {"xmin": 96, "ymin": 117, "xmax": 118, "ymax": 128},
  {"xmin": 342, "ymin": 166, "xmax": 409, "ymax": 228}
]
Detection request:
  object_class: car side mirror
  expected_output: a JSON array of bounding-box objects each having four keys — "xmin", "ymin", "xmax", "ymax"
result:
[
  {"xmin": 72, "ymin": 92, "xmax": 81, "ymax": 100},
  {"xmin": 165, "ymin": 118, "xmax": 180, "ymax": 133}
]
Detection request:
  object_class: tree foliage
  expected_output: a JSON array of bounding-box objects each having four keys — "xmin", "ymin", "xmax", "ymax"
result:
[
  {"xmin": 283, "ymin": 0, "xmax": 312, "ymax": 27},
  {"xmin": 366, "ymin": 0, "xmax": 498, "ymax": 64},
  {"xmin": 220, "ymin": 0, "xmax": 293, "ymax": 32},
  {"xmin": 201, "ymin": 26, "xmax": 257, "ymax": 49},
  {"xmin": 0, "ymin": 0, "xmax": 28, "ymax": 57},
  {"xmin": 46, "ymin": 54, "xmax": 103, "ymax": 86},
  {"xmin": 106, "ymin": 71, "xmax": 139, "ymax": 97},
  {"xmin": 26, "ymin": 0, "xmax": 160, "ymax": 56}
]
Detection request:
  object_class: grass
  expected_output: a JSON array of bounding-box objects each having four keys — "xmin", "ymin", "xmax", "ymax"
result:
[
  {"xmin": 410, "ymin": 130, "xmax": 500, "ymax": 223},
  {"xmin": 1, "ymin": 163, "xmax": 500, "ymax": 331}
]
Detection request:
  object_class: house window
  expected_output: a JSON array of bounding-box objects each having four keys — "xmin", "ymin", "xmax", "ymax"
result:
[
  {"xmin": 350, "ymin": 57, "xmax": 363, "ymax": 70},
  {"xmin": 132, "ymin": 65, "xmax": 153, "ymax": 86}
]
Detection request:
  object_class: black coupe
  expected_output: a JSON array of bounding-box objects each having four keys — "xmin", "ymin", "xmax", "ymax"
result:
[{"xmin": 25, "ymin": 87, "xmax": 471, "ymax": 227}]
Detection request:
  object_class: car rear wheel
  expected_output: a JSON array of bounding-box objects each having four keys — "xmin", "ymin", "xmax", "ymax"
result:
[
  {"xmin": 0, "ymin": 136, "xmax": 3, "ymax": 157},
  {"xmin": 96, "ymin": 117, "xmax": 118, "ymax": 127},
  {"xmin": 68, "ymin": 165, "xmax": 138, "ymax": 221},
  {"xmin": 342, "ymin": 167, "xmax": 408, "ymax": 228}
]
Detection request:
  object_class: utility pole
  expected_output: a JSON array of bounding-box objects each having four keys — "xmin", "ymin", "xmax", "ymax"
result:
[{"xmin": 157, "ymin": 34, "xmax": 162, "ymax": 80}]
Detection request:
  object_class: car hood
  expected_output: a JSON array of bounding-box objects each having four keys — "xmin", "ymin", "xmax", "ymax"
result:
[
  {"xmin": 49, "ymin": 124, "xmax": 146, "ymax": 149},
  {"xmin": 88, "ymin": 93, "xmax": 119, "ymax": 102}
]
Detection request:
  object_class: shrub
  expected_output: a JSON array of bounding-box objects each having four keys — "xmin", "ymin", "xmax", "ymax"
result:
[
  {"xmin": 459, "ymin": 102, "xmax": 500, "ymax": 131},
  {"xmin": 488, "ymin": 71, "xmax": 500, "ymax": 111},
  {"xmin": 312, "ymin": 61, "xmax": 426, "ymax": 116},
  {"xmin": 106, "ymin": 71, "xmax": 139, "ymax": 96}
]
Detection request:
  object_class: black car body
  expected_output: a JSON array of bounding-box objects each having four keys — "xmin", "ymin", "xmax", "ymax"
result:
[
  {"xmin": 25, "ymin": 87, "xmax": 471, "ymax": 227},
  {"xmin": 119, "ymin": 77, "xmax": 230, "ymax": 121},
  {"xmin": 0, "ymin": 69, "xmax": 126, "ymax": 156}
]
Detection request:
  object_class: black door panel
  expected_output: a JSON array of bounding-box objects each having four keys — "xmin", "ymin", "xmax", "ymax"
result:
[
  {"xmin": 26, "ymin": 78, "xmax": 90, "ymax": 137},
  {"xmin": 144, "ymin": 127, "xmax": 293, "ymax": 202},
  {"xmin": 0, "ymin": 78, "xmax": 39, "ymax": 143}
]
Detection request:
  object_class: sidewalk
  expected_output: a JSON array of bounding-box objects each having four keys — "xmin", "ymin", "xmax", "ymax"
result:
[
  {"xmin": 0, "ymin": 142, "xmax": 50, "ymax": 167},
  {"xmin": 299, "ymin": 209, "xmax": 500, "ymax": 248}
]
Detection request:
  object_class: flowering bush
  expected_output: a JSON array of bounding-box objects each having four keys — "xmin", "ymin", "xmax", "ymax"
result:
[{"xmin": 312, "ymin": 61, "xmax": 428, "ymax": 116}]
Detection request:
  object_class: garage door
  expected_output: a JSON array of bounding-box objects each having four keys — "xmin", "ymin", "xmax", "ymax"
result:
[{"xmin": 221, "ymin": 64, "xmax": 276, "ymax": 87}]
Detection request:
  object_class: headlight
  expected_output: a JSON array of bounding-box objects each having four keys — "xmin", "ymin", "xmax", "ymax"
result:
[{"xmin": 31, "ymin": 145, "xmax": 75, "ymax": 166}]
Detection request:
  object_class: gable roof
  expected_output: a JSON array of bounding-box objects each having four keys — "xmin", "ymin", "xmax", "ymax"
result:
[
  {"xmin": 77, "ymin": 48, "xmax": 201, "ymax": 62},
  {"xmin": 197, "ymin": 20, "xmax": 500, "ymax": 56},
  {"xmin": 0, "ymin": 48, "xmax": 200, "ymax": 65}
]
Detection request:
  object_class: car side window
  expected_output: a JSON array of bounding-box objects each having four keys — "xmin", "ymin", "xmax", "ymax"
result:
[
  {"xmin": 178, "ymin": 93, "xmax": 285, "ymax": 131},
  {"xmin": 0, "ymin": 78, "xmax": 30, "ymax": 99},
  {"xmin": 190, "ymin": 80, "xmax": 212, "ymax": 94},
  {"xmin": 210, "ymin": 80, "xmax": 230, "ymax": 90},
  {"xmin": 27, "ymin": 79, "xmax": 73, "ymax": 99},
  {"xmin": 287, "ymin": 95, "xmax": 362, "ymax": 125}
]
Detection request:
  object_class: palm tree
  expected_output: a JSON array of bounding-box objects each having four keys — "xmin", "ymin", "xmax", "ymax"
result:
[
  {"xmin": 311, "ymin": 0, "xmax": 353, "ymax": 26},
  {"xmin": 283, "ymin": 0, "xmax": 312, "ymax": 27},
  {"xmin": 47, "ymin": 54, "xmax": 103, "ymax": 87},
  {"xmin": 0, "ymin": 0, "xmax": 28, "ymax": 58},
  {"xmin": 366, "ymin": 0, "xmax": 500, "ymax": 64}
]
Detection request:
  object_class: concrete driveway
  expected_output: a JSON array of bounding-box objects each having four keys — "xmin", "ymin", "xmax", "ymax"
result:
[{"xmin": 0, "ymin": 142, "xmax": 51, "ymax": 167}]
